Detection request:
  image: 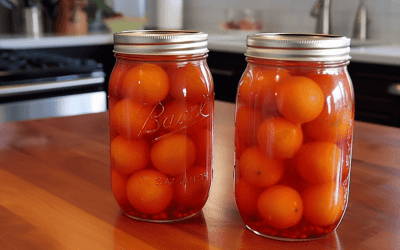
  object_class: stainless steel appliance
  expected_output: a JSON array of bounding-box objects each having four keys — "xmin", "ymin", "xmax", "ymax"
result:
[{"xmin": 0, "ymin": 50, "xmax": 107, "ymax": 123}]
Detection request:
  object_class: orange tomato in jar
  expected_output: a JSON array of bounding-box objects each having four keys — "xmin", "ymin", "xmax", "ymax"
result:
[
  {"xmin": 173, "ymin": 165, "xmax": 210, "ymax": 207},
  {"xmin": 307, "ymin": 71, "xmax": 352, "ymax": 101},
  {"xmin": 303, "ymin": 108, "xmax": 353, "ymax": 143},
  {"xmin": 150, "ymin": 134, "xmax": 197, "ymax": 176},
  {"xmin": 238, "ymin": 67, "xmax": 291, "ymax": 109},
  {"xmin": 109, "ymin": 99, "xmax": 159, "ymax": 139},
  {"xmin": 278, "ymin": 158, "xmax": 310, "ymax": 193},
  {"xmin": 295, "ymin": 141, "xmax": 342, "ymax": 184},
  {"xmin": 126, "ymin": 169, "xmax": 173, "ymax": 215},
  {"xmin": 110, "ymin": 136, "xmax": 150, "ymax": 174},
  {"xmin": 235, "ymin": 178, "xmax": 262, "ymax": 217},
  {"xmin": 276, "ymin": 76, "xmax": 324, "ymax": 124},
  {"xmin": 235, "ymin": 129, "xmax": 252, "ymax": 160},
  {"xmin": 122, "ymin": 63, "xmax": 170, "ymax": 105},
  {"xmin": 239, "ymin": 147, "xmax": 284, "ymax": 188},
  {"xmin": 257, "ymin": 185, "xmax": 303, "ymax": 229},
  {"xmin": 303, "ymin": 73, "xmax": 353, "ymax": 143},
  {"xmin": 169, "ymin": 63, "xmax": 210, "ymax": 103},
  {"xmin": 109, "ymin": 61, "xmax": 130, "ymax": 100},
  {"xmin": 257, "ymin": 117, "xmax": 303, "ymax": 159},
  {"xmin": 111, "ymin": 168, "xmax": 130, "ymax": 208},
  {"xmin": 190, "ymin": 128, "xmax": 212, "ymax": 165},
  {"xmin": 158, "ymin": 101, "xmax": 206, "ymax": 133},
  {"xmin": 236, "ymin": 106, "xmax": 263, "ymax": 146},
  {"xmin": 302, "ymin": 182, "xmax": 345, "ymax": 226}
]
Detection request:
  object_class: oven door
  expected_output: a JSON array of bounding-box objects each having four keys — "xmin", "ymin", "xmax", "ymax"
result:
[{"xmin": 0, "ymin": 71, "xmax": 107, "ymax": 123}]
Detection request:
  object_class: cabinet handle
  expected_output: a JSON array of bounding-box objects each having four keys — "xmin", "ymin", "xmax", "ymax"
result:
[{"xmin": 387, "ymin": 83, "xmax": 400, "ymax": 96}]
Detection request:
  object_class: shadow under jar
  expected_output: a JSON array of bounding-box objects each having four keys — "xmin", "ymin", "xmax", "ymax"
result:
[
  {"xmin": 234, "ymin": 33, "xmax": 354, "ymax": 240},
  {"xmin": 109, "ymin": 30, "xmax": 214, "ymax": 222}
]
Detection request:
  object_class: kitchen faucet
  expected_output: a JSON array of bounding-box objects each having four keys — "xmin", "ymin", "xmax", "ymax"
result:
[{"xmin": 310, "ymin": 0, "xmax": 331, "ymax": 34}]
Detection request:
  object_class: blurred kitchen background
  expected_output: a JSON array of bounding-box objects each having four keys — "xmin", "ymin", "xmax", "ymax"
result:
[
  {"xmin": 1, "ymin": 0, "xmax": 400, "ymax": 127},
  {"xmin": 0, "ymin": 0, "xmax": 399, "ymax": 38},
  {"xmin": 183, "ymin": 0, "xmax": 400, "ymax": 40}
]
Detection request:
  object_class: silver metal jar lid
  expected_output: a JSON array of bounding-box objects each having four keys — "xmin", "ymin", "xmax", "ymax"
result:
[
  {"xmin": 245, "ymin": 33, "xmax": 351, "ymax": 62},
  {"xmin": 113, "ymin": 30, "xmax": 208, "ymax": 55}
]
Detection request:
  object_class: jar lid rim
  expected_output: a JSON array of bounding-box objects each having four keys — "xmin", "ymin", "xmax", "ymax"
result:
[
  {"xmin": 247, "ymin": 33, "xmax": 350, "ymax": 48},
  {"xmin": 246, "ymin": 33, "xmax": 351, "ymax": 61},
  {"xmin": 113, "ymin": 30, "xmax": 208, "ymax": 55},
  {"xmin": 114, "ymin": 30, "xmax": 208, "ymax": 43}
]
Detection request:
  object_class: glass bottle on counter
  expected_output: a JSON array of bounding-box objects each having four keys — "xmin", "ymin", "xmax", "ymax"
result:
[
  {"xmin": 234, "ymin": 33, "xmax": 354, "ymax": 240},
  {"xmin": 109, "ymin": 30, "xmax": 214, "ymax": 222}
]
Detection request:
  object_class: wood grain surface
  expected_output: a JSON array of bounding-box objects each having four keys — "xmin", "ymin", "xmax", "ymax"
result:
[{"xmin": 0, "ymin": 101, "xmax": 399, "ymax": 250}]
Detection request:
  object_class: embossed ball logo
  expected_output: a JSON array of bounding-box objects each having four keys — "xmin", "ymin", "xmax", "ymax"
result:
[{"xmin": 136, "ymin": 96, "xmax": 210, "ymax": 140}]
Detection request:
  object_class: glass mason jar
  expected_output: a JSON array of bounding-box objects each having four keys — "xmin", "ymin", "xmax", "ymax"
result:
[
  {"xmin": 234, "ymin": 33, "xmax": 354, "ymax": 240},
  {"xmin": 109, "ymin": 30, "xmax": 214, "ymax": 222}
]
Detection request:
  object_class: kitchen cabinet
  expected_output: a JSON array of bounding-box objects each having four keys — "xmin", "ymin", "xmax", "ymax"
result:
[
  {"xmin": 348, "ymin": 62, "xmax": 400, "ymax": 127},
  {"xmin": 208, "ymin": 51, "xmax": 246, "ymax": 103}
]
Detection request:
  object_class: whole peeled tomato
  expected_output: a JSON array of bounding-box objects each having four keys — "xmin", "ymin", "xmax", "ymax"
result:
[
  {"xmin": 173, "ymin": 165, "xmax": 211, "ymax": 207},
  {"xmin": 158, "ymin": 101, "xmax": 205, "ymax": 133},
  {"xmin": 111, "ymin": 168, "xmax": 130, "ymax": 208},
  {"xmin": 122, "ymin": 63, "xmax": 169, "ymax": 105},
  {"xmin": 236, "ymin": 105, "xmax": 263, "ymax": 146},
  {"xmin": 110, "ymin": 136, "xmax": 150, "ymax": 174},
  {"xmin": 109, "ymin": 61, "xmax": 130, "ymax": 99},
  {"xmin": 276, "ymin": 76, "xmax": 324, "ymax": 124},
  {"xmin": 126, "ymin": 169, "xmax": 173, "ymax": 215},
  {"xmin": 295, "ymin": 141, "xmax": 342, "ymax": 184},
  {"xmin": 239, "ymin": 66, "xmax": 291, "ymax": 109},
  {"xmin": 109, "ymin": 99, "xmax": 159, "ymax": 138},
  {"xmin": 257, "ymin": 117, "xmax": 303, "ymax": 160},
  {"xmin": 150, "ymin": 134, "xmax": 197, "ymax": 176},
  {"xmin": 302, "ymin": 182, "xmax": 345, "ymax": 226},
  {"xmin": 304, "ymin": 72, "xmax": 353, "ymax": 143},
  {"xmin": 169, "ymin": 63, "xmax": 210, "ymax": 103},
  {"xmin": 257, "ymin": 185, "xmax": 303, "ymax": 229},
  {"xmin": 239, "ymin": 147, "xmax": 284, "ymax": 188},
  {"xmin": 190, "ymin": 128, "xmax": 212, "ymax": 165},
  {"xmin": 235, "ymin": 178, "xmax": 262, "ymax": 217}
]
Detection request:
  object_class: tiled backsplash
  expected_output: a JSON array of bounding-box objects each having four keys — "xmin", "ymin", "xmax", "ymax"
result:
[{"xmin": 183, "ymin": 0, "xmax": 400, "ymax": 41}]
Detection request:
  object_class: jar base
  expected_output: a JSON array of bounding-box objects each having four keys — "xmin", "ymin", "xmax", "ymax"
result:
[
  {"xmin": 246, "ymin": 225, "xmax": 333, "ymax": 241},
  {"xmin": 123, "ymin": 210, "xmax": 202, "ymax": 223}
]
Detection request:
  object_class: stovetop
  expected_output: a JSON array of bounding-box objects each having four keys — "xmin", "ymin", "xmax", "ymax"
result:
[
  {"xmin": 0, "ymin": 49, "xmax": 108, "ymax": 123},
  {"xmin": 0, "ymin": 50, "xmax": 103, "ymax": 84},
  {"xmin": 0, "ymin": 49, "xmax": 106, "ymax": 102}
]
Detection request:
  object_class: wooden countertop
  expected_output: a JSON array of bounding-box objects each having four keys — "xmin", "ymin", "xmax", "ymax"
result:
[{"xmin": 0, "ymin": 101, "xmax": 399, "ymax": 249}]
